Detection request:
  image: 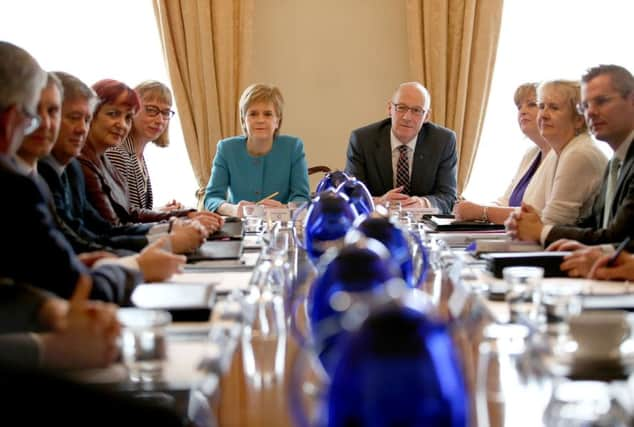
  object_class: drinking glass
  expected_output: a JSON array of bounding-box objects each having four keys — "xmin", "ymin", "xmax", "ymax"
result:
[
  {"xmin": 476, "ymin": 323, "xmax": 550, "ymax": 427},
  {"xmin": 243, "ymin": 205, "xmax": 263, "ymax": 233},
  {"xmin": 541, "ymin": 282, "xmax": 583, "ymax": 336},
  {"xmin": 385, "ymin": 200, "xmax": 402, "ymax": 221},
  {"xmin": 242, "ymin": 252, "xmax": 288, "ymax": 389},
  {"xmin": 241, "ymin": 284, "xmax": 287, "ymax": 389},
  {"xmin": 118, "ymin": 308, "xmax": 171, "ymax": 383},
  {"xmin": 503, "ymin": 266, "xmax": 544, "ymax": 324}
]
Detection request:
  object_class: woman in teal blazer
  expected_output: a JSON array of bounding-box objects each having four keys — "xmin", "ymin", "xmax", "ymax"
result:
[{"xmin": 204, "ymin": 84, "xmax": 310, "ymax": 216}]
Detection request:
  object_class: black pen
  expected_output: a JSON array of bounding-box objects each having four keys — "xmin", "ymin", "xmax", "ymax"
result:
[{"xmin": 607, "ymin": 236, "xmax": 631, "ymax": 267}]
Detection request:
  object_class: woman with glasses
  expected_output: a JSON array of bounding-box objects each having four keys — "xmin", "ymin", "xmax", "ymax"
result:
[
  {"xmin": 105, "ymin": 80, "xmax": 182, "ymax": 211},
  {"xmin": 79, "ymin": 79, "xmax": 222, "ymax": 233},
  {"xmin": 454, "ymin": 83, "xmax": 551, "ymax": 223},
  {"xmin": 203, "ymin": 83, "xmax": 310, "ymax": 216}
]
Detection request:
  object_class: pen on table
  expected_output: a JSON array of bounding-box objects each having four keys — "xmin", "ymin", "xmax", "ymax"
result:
[
  {"xmin": 256, "ymin": 191, "xmax": 279, "ymax": 204},
  {"xmin": 607, "ymin": 236, "xmax": 631, "ymax": 267}
]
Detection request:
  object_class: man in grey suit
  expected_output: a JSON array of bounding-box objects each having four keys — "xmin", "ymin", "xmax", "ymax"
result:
[
  {"xmin": 345, "ymin": 82, "xmax": 457, "ymax": 214},
  {"xmin": 507, "ymin": 65, "xmax": 634, "ymax": 256}
]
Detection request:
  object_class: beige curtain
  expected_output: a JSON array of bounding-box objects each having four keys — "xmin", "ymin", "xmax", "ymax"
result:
[
  {"xmin": 152, "ymin": 0, "xmax": 254, "ymax": 207},
  {"xmin": 406, "ymin": 0, "xmax": 504, "ymax": 194}
]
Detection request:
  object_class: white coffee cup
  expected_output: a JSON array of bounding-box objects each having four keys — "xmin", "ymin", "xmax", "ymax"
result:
[{"xmin": 568, "ymin": 310, "xmax": 631, "ymax": 359}]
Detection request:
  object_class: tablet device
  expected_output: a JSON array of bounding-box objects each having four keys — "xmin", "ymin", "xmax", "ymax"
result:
[
  {"xmin": 207, "ymin": 221, "xmax": 243, "ymax": 241},
  {"xmin": 187, "ymin": 240, "xmax": 244, "ymax": 262}
]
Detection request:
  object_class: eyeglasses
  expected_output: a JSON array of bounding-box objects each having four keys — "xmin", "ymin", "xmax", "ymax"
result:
[
  {"xmin": 144, "ymin": 105, "xmax": 175, "ymax": 120},
  {"xmin": 22, "ymin": 106, "xmax": 41, "ymax": 135},
  {"xmin": 391, "ymin": 102, "xmax": 426, "ymax": 116},
  {"xmin": 576, "ymin": 93, "xmax": 622, "ymax": 115}
]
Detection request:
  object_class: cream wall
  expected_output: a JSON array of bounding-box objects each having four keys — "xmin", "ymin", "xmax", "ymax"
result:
[{"xmin": 246, "ymin": 0, "xmax": 410, "ymax": 190}]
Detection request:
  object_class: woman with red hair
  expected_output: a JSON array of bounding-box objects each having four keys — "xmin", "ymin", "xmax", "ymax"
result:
[{"xmin": 79, "ymin": 79, "xmax": 222, "ymax": 232}]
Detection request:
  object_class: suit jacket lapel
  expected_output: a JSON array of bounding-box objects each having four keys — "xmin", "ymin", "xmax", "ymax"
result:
[
  {"xmin": 612, "ymin": 138, "xmax": 634, "ymax": 217},
  {"xmin": 410, "ymin": 125, "xmax": 428, "ymax": 195},
  {"xmin": 374, "ymin": 125, "xmax": 394, "ymax": 192}
]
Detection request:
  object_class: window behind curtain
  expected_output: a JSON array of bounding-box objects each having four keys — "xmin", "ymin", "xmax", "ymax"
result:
[
  {"xmin": 0, "ymin": 0, "xmax": 198, "ymax": 208},
  {"xmin": 465, "ymin": 0, "xmax": 633, "ymax": 202}
]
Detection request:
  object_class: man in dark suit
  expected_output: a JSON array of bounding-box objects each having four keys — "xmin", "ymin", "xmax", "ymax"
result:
[
  {"xmin": 0, "ymin": 42, "xmax": 184, "ymax": 426},
  {"xmin": 0, "ymin": 42, "xmax": 141, "ymax": 303},
  {"xmin": 345, "ymin": 82, "xmax": 457, "ymax": 214},
  {"xmin": 507, "ymin": 65, "xmax": 634, "ymax": 255}
]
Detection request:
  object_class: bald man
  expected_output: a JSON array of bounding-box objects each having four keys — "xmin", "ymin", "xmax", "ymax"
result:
[{"xmin": 345, "ymin": 82, "xmax": 457, "ymax": 214}]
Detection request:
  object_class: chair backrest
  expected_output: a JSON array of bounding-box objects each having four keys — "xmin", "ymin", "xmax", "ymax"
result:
[
  {"xmin": 308, "ymin": 165, "xmax": 331, "ymax": 175},
  {"xmin": 308, "ymin": 165, "xmax": 332, "ymax": 197}
]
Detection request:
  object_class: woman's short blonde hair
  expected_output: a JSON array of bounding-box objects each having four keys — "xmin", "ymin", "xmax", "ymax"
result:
[
  {"xmin": 513, "ymin": 82, "xmax": 538, "ymax": 108},
  {"xmin": 239, "ymin": 83, "xmax": 284, "ymax": 138},
  {"xmin": 537, "ymin": 80, "xmax": 588, "ymax": 133},
  {"xmin": 134, "ymin": 80, "xmax": 173, "ymax": 148}
]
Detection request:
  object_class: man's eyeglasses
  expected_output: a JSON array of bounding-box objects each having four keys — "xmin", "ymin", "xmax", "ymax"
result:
[
  {"xmin": 145, "ymin": 105, "xmax": 176, "ymax": 120},
  {"xmin": 22, "ymin": 107, "xmax": 41, "ymax": 135},
  {"xmin": 576, "ymin": 94, "xmax": 622, "ymax": 115},
  {"xmin": 392, "ymin": 102, "xmax": 426, "ymax": 116}
]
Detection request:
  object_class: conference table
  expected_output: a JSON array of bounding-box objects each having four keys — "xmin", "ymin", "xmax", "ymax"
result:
[
  {"xmin": 76, "ymin": 225, "xmax": 634, "ymax": 426},
  {"xmin": 212, "ymin": 248, "xmax": 496, "ymax": 427}
]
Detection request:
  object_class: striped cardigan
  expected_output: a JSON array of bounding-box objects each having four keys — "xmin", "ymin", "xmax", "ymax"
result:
[{"xmin": 105, "ymin": 136, "xmax": 153, "ymax": 210}]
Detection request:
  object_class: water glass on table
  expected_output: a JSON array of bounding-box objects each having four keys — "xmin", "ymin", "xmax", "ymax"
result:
[
  {"xmin": 118, "ymin": 308, "xmax": 171, "ymax": 383},
  {"xmin": 241, "ymin": 284, "xmax": 287, "ymax": 389},
  {"xmin": 476, "ymin": 323, "xmax": 550, "ymax": 427},
  {"xmin": 503, "ymin": 266, "xmax": 544, "ymax": 324},
  {"xmin": 384, "ymin": 200, "xmax": 402, "ymax": 221},
  {"xmin": 243, "ymin": 205, "xmax": 263, "ymax": 233}
]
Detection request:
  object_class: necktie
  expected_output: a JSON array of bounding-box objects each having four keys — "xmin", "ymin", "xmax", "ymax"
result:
[
  {"xmin": 396, "ymin": 145, "xmax": 410, "ymax": 195},
  {"xmin": 60, "ymin": 170, "xmax": 73, "ymax": 208},
  {"xmin": 603, "ymin": 157, "xmax": 622, "ymax": 227}
]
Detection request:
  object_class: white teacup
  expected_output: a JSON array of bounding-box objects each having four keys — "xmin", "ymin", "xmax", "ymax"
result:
[{"xmin": 568, "ymin": 310, "xmax": 631, "ymax": 359}]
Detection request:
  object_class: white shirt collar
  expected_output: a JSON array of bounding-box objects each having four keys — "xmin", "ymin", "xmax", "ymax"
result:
[
  {"xmin": 614, "ymin": 129, "xmax": 634, "ymax": 162},
  {"xmin": 42, "ymin": 154, "xmax": 66, "ymax": 176},
  {"xmin": 13, "ymin": 155, "xmax": 35, "ymax": 176},
  {"xmin": 390, "ymin": 130, "xmax": 417, "ymax": 152}
]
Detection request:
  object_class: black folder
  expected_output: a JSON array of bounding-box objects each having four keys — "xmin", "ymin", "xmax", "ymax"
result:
[
  {"xmin": 481, "ymin": 251, "xmax": 571, "ymax": 278},
  {"xmin": 422, "ymin": 214, "xmax": 505, "ymax": 231}
]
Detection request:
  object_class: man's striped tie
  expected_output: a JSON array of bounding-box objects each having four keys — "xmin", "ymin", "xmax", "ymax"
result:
[{"xmin": 396, "ymin": 144, "xmax": 410, "ymax": 195}]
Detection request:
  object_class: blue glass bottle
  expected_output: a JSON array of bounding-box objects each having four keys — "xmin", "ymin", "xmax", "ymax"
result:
[
  {"xmin": 336, "ymin": 178, "xmax": 374, "ymax": 217},
  {"xmin": 353, "ymin": 216, "xmax": 428, "ymax": 288},
  {"xmin": 307, "ymin": 245, "xmax": 400, "ymax": 375},
  {"xmin": 327, "ymin": 306, "xmax": 468, "ymax": 427},
  {"xmin": 302, "ymin": 190, "xmax": 358, "ymax": 263},
  {"xmin": 315, "ymin": 170, "xmax": 350, "ymax": 194}
]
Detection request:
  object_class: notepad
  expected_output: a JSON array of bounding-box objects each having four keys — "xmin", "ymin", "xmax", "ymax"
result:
[{"xmin": 131, "ymin": 282, "xmax": 216, "ymax": 322}]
